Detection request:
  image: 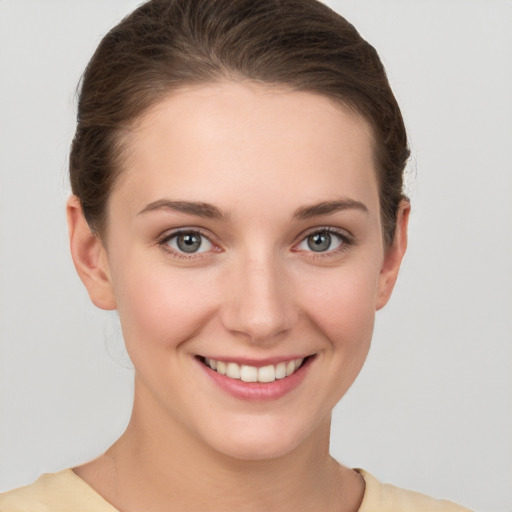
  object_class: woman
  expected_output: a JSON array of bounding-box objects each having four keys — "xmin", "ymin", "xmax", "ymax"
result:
[{"xmin": 0, "ymin": 1, "xmax": 474, "ymax": 510}]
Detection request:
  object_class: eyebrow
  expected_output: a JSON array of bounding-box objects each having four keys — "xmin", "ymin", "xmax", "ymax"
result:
[
  {"xmin": 138, "ymin": 198, "xmax": 368, "ymax": 221},
  {"xmin": 292, "ymin": 199, "xmax": 369, "ymax": 220},
  {"xmin": 138, "ymin": 199, "xmax": 227, "ymax": 220}
]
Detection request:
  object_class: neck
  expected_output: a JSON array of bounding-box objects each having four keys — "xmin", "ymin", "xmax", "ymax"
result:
[{"xmin": 76, "ymin": 377, "xmax": 364, "ymax": 512}]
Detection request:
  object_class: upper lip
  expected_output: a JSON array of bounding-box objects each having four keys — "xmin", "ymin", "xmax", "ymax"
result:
[{"xmin": 197, "ymin": 354, "xmax": 315, "ymax": 367}]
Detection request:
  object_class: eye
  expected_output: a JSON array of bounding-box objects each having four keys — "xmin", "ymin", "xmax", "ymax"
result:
[
  {"xmin": 297, "ymin": 229, "xmax": 345, "ymax": 253},
  {"xmin": 164, "ymin": 230, "xmax": 213, "ymax": 254}
]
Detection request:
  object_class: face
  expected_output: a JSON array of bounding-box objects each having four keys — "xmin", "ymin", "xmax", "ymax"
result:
[{"xmin": 71, "ymin": 81, "xmax": 407, "ymax": 460}]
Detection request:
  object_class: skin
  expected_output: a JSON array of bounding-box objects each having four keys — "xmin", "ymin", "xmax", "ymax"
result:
[{"xmin": 67, "ymin": 81, "xmax": 409, "ymax": 512}]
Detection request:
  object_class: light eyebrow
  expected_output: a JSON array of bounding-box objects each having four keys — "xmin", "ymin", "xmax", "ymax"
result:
[
  {"xmin": 292, "ymin": 199, "xmax": 369, "ymax": 220},
  {"xmin": 138, "ymin": 199, "xmax": 228, "ymax": 220}
]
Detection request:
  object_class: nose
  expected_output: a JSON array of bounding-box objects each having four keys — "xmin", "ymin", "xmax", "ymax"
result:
[{"xmin": 220, "ymin": 251, "xmax": 298, "ymax": 344}]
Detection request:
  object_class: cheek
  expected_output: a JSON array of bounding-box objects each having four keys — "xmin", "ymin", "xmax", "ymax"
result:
[
  {"xmin": 111, "ymin": 260, "xmax": 219, "ymax": 354},
  {"xmin": 296, "ymin": 261, "xmax": 380, "ymax": 350}
]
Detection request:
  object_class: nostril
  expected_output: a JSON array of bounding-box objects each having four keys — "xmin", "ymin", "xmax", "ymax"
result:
[{"xmin": 219, "ymin": 263, "xmax": 298, "ymax": 342}]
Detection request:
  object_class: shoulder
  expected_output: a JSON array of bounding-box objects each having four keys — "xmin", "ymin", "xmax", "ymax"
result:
[
  {"xmin": 357, "ymin": 469, "xmax": 473, "ymax": 512},
  {"xmin": 0, "ymin": 469, "xmax": 117, "ymax": 512}
]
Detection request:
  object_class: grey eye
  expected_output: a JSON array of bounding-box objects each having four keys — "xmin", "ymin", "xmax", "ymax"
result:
[
  {"xmin": 299, "ymin": 231, "xmax": 343, "ymax": 253},
  {"xmin": 308, "ymin": 232, "xmax": 331, "ymax": 252},
  {"xmin": 167, "ymin": 232, "xmax": 212, "ymax": 253}
]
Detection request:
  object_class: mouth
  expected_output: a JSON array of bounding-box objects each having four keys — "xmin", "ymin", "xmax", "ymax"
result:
[
  {"xmin": 197, "ymin": 355, "xmax": 314, "ymax": 383},
  {"xmin": 196, "ymin": 354, "xmax": 316, "ymax": 401}
]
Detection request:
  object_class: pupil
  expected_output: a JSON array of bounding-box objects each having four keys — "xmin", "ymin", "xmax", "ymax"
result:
[
  {"xmin": 177, "ymin": 233, "xmax": 201, "ymax": 253},
  {"xmin": 307, "ymin": 232, "xmax": 331, "ymax": 252}
]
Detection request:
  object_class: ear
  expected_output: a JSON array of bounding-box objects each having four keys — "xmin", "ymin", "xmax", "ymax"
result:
[
  {"xmin": 66, "ymin": 195, "xmax": 117, "ymax": 310},
  {"xmin": 375, "ymin": 199, "xmax": 410, "ymax": 311}
]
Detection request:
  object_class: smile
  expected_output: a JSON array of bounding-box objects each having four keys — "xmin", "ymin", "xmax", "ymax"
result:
[{"xmin": 201, "ymin": 357, "xmax": 308, "ymax": 383}]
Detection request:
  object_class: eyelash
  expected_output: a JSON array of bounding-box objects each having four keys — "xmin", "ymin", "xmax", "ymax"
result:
[
  {"xmin": 158, "ymin": 229, "xmax": 219, "ymax": 260},
  {"xmin": 158, "ymin": 226, "xmax": 353, "ymax": 260},
  {"xmin": 293, "ymin": 227, "xmax": 353, "ymax": 258}
]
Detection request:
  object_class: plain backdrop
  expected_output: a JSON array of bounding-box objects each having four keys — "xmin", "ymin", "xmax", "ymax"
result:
[{"xmin": 0, "ymin": 1, "xmax": 511, "ymax": 510}]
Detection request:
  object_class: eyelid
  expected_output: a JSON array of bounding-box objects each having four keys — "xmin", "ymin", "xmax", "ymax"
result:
[
  {"xmin": 156, "ymin": 225, "xmax": 353, "ymax": 259},
  {"xmin": 292, "ymin": 226, "xmax": 354, "ymax": 255},
  {"xmin": 158, "ymin": 227, "xmax": 221, "ymax": 259}
]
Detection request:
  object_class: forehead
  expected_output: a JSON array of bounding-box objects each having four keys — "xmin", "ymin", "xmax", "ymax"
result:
[{"xmin": 113, "ymin": 81, "xmax": 379, "ymax": 217}]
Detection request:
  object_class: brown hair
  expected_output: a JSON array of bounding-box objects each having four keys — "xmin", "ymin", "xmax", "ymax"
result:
[{"xmin": 70, "ymin": 0, "xmax": 409, "ymax": 247}]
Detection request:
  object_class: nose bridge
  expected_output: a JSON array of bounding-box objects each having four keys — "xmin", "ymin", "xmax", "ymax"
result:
[{"xmin": 221, "ymin": 247, "xmax": 296, "ymax": 343}]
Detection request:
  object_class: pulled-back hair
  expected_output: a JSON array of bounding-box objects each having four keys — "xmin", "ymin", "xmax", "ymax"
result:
[{"xmin": 70, "ymin": 0, "xmax": 409, "ymax": 247}]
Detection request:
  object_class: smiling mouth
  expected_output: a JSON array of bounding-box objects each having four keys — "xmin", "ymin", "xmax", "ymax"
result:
[{"xmin": 198, "ymin": 356, "xmax": 313, "ymax": 383}]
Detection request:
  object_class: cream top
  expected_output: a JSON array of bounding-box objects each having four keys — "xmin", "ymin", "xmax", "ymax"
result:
[{"xmin": 0, "ymin": 468, "xmax": 472, "ymax": 511}]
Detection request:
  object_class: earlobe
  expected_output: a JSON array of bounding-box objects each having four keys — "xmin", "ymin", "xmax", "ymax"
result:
[
  {"xmin": 66, "ymin": 196, "xmax": 117, "ymax": 311},
  {"xmin": 375, "ymin": 200, "xmax": 410, "ymax": 311}
]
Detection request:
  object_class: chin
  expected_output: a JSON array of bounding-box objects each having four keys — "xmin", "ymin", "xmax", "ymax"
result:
[
  {"xmin": 213, "ymin": 433, "xmax": 304, "ymax": 461},
  {"xmin": 198, "ymin": 412, "xmax": 327, "ymax": 462}
]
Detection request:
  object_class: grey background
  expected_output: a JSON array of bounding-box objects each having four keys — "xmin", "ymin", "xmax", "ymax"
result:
[{"xmin": 1, "ymin": 1, "xmax": 511, "ymax": 510}]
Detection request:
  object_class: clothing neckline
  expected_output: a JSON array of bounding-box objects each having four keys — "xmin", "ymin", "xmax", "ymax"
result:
[
  {"xmin": 66, "ymin": 469, "xmax": 119, "ymax": 511},
  {"xmin": 62, "ymin": 467, "xmax": 373, "ymax": 512}
]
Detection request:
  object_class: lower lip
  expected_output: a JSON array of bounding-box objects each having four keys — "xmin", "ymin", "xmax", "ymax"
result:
[{"xmin": 197, "ymin": 357, "xmax": 314, "ymax": 401}]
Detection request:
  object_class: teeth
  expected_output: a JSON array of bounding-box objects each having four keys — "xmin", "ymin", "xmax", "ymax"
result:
[
  {"xmin": 217, "ymin": 361, "xmax": 227, "ymax": 375},
  {"xmin": 204, "ymin": 357, "xmax": 306, "ymax": 383},
  {"xmin": 240, "ymin": 365, "xmax": 258, "ymax": 382},
  {"xmin": 286, "ymin": 360, "xmax": 296, "ymax": 376},
  {"xmin": 275, "ymin": 362, "xmax": 287, "ymax": 379},
  {"xmin": 226, "ymin": 362, "xmax": 241, "ymax": 379},
  {"xmin": 258, "ymin": 365, "xmax": 276, "ymax": 383}
]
